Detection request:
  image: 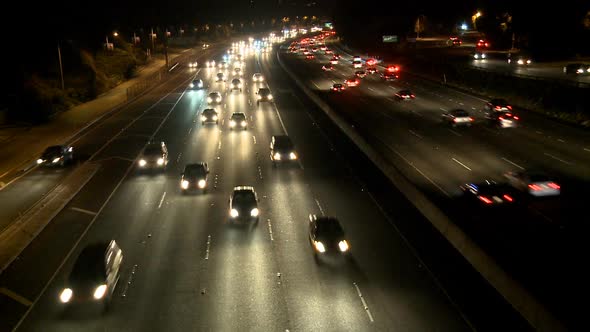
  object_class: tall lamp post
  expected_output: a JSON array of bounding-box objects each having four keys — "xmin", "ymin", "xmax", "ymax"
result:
[
  {"xmin": 57, "ymin": 43, "xmax": 65, "ymax": 90},
  {"xmin": 472, "ymin": 11, "xmax": 482, "ymax": 30}
]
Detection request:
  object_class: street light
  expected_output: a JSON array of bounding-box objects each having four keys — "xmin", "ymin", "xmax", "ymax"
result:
[
  {"xmin": 113, "ymin": 32, "xmax": 119, "ymax": 37},
  {"xmin": 472, "ymin": 11, "xmax": 483, "ymax": 29}
]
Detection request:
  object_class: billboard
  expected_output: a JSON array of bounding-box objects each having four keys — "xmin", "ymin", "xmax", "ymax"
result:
[{"xmin": 382, "ymin": 35, "xmax": 398, "ymax": 43}]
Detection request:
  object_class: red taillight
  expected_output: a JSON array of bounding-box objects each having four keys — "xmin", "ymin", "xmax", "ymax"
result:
[
  {"xmin": 548, "ymin": 182, "xmax": 560, "ymax": 189},
  {"xmin": 503, "ymin": 194, "xmax": 513, "ymax": 202},
  {"xmin": 507, "ymin": 105, "xmax": 512, "ymax": 110},
  {"xmin": 453, "ymin": 118, "xmax": 457, "ymax": 122},
  {"xmin": 498, "ymin": 117, "xmax": 504, "ymax": 120},
  {"xmin": 513, "ymin": 116, "xmax": 519, "ymax": 120},
  {"xmin": 495, "ymin": 106, "xmax": 501, "ymax": 110},
  {"xmin": 528, "ymin": 184, "xmax": 542, "ymax": 191},
  {"xmin": 469, "ymin": 117, "xmax": 474, "ymax": 121},
  {"xmin": 478, "ymin": 196, "xmax": 493, "ymax": 204},
  {"xmin": 410, "ymin": 94, "xmax": 415, "ymax": 98}
]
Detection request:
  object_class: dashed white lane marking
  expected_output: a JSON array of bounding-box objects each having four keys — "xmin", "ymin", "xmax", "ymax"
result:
[
  {"xmin": 70, "ymin": 207, "xmax": 98, "ymax": 216},
  {"xmin": 439, "ymin": 107, "xmax": 447, "ymax": 111},
  {"xmin": 187, "ymin": 127, "xmax": 192, "ymax": 135},
  {"xmin": 584, "ymin": 148, "xmax": 590, "ymax": 153},
  {"xmin": 452, "ymin": 158, "xmax": 472, "ymax": 171},
  {"xmin": 0, "ymin": 287, "xmax": 32, "ymax": 306},
  {"xmin": 312, "ymin": 81, "xmax": 320, "ymax": 89},
  {"xmin": 459, "ymin": 102, "xmax": 464, "ymax": 106},
  {"xmin": 410, "ymin": 110, "xmax": 423, "ymax": 117},
  {"xmin": 502, "ymin": 157, "xmax": 525, "ymax": 170},
  {"xmin": 177, "ymin": 153, "xmax": 182, "ymax": 163},
  {"xmin": 267, "ymin": 219, "xmax": 274, "ymax": 241},
  {"xmin": 157, "ymin": 191, "xmax": 167, "ymax": 209},
  {"xmin": 353, "ymin": 282, "xmax": 375, "ymax": 323},
  {"xmin": 536, "ymin": 131, "xmax": 543, "ymax": 134},
  {"xmin": 557, "ymin": 139, "xmax": 565, "ymax": 143},
  {"xmin": 315, "ymin": 198, "xmax": 325, "ymax": 216},
  {"xmin": 218, "ymin": 141, "xmax": 222, "ymax": 150},
  {"xmin": 544, "ymin": 153, "xmax": 572, "ymax": 165},
  {"xmin": 252, "ymin": 135, "xmax": 257, "ymax": 144},
  {"xmin": 121, "ymin": 264, "xmax": 138, "ymax": 298},
  {"xmin": 448, "ymin": 129, "xmax": 462, "ymax": 137},
  {"xmin": 408, "ymin": 130, "xmax": 423, "ymax": 139},
  {"xmin": 367, "ymin": 87, "xmax": 376, "ymax": 92},
  {"xmin": 393, "ymin": 149, "xmax": 450, "ymax": 197},
  {"xmin": 205, "ymin": 235, "xmax": 212, "ymax": 260}
]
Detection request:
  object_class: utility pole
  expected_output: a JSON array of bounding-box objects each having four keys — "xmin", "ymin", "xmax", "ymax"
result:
[
  {"xmin": 151, "ymin": 27, "xmax": 155, "ymax": 53},
  {"xmin": 57, "ymin": 43, "xmax": 65, "ymax": 90},
  {"xmin": 164, "ymin": 29, "xmax": 169, "ymax": 69},
  {"xmin": 511, "ymin": 32, "xmax": 516, "ymax": 51}
]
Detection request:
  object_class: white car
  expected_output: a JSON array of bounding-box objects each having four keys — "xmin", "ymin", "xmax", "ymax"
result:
[
  {"xmin": 188, "ymin": 61, "xmax": 198, "ymax": 68},
  {"xmin": 207, "ymin": 92, "xmax": 222, "ymax": 104},
  {"xmin": 205, "ymin": 60, "xmax": 216, "ymax": 68},
  {"xmin": 252, "ymin": 73, "xmax": 264, "ymax": 82},
  {"xmin": 504, "ymin": 171, "xmax": 560, "ymax": 196}
]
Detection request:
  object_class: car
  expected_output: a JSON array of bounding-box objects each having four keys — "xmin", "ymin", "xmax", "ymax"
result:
[
  {"xmin": 365, "ymin": 58, "xmax": 378, "ymax": 66},
  {"xmin": 230, "ymin": 78, "xmax": 242, "ymax": 92},
  {"xmin": 325, "ymin": 49, "xmax": 333, "ymax": 55},
  {"xmin": 202, "ymin": 43, "xmax": 210, "ymax": 49},
  {"xmin": 332, "ymin": 54, "xmax": 341, "ymax": 60},
  {"xmin": 385, "ymin": 65, "xmax": 400, "ymax": 73},
  {"xmin": 473, "ymin": 51, "xmax": 487, "ymax": 60},
  {"xmin": 270, "ymin": 135, "xmax": 297, "ymax": 165},
  {"xmin": 207, "ymin": 92, "xmax": 222, "ymax": 104},
  {"xmin": 330, "ymin": 58, "xmax": 338, "ymax": 65},
  {"xmin": 188, "ymin": 61, "xmax": 198, "ymax": 68},
  {"xmin": 485, "ymin": 111, "xmax": 519, "ymax": 128},
  {"xmin": 354, "ymin": 70, "xmax": 367, "ymax": 78},
  {"xmin": 256, "ymin": 88, "xmax": 273, "ymax": 105},
  {"xmin": 448, "ymin": 37, "xmax": 462, "ymax": 46},
  {"xmin": 366, "ymin": 67, "xmax": 378, "ymax": 74},
  {"xmin": 201, "ymin": 108, "xmax": 219, "ymax": 125},
  {"xmin": 507, "ymin": 53, "xmax": 532, "ymax": 65},
  {"xmin": 484, "ymin": 98, "xmax": 512, "ymax": 112},
  {"xmin": 216, "ymin": 72, "xmax": 227, "ymax": 82},
  {"xmin": 306, "ymin": 54, "xmax": 315, "ymax": 60},
  {"xmin": 504, "ymin": 171, "xmax": 560, "ymax": 197},
  {"xmin": 58, "ymin": 241, "xmax": 123, "ymax": 310},
  {"xmin": 319, "ymin": 45, "xmax": 327, "ymax": 51},
  {"xmin": 137, "ymin": 141, "xmax": 168, "ymax": 170},
  {"xmin": 308, "ymin": 214, "xmax": 350, "ymax": 257},
  {"xmin": 395, "ymin": 89, "xmax": 415, "ymax": 101},
  {"xmin": 381, "ymin": 72, "xmax": 399, "ymax": 81},
  {"xmin": 37, "ymin": 145, "xmax": 74, "ymax": 167},
  {"xmin": 252, "ymin": 73, "xmax": 264, "ymax": 82},
  {"xmin": 180, "ymin": 162, "xmax": 209, "ymax": 193},
  {"xmin": 563, "ymin": 63, "xmax": 590, "ymax": 74},
  {"xmin": 233, "ymin": 67, "xmax": 243, "ymax": 76},
  {"xmin": 476, "ymin": 39, "xmax": 490, "ymax": 48},
  {"xmin": 352, "ymin": 60, "xmax": 362, "ymax": 68},
  {"xmin": 218, "ymin": 61, "xmax": 229, "ymax": 69},
  {"xmin": 345, "ymin": 78, "xmax": 360, "ymax": 87},
  {"xmin": 229, "ymin": 112, "xmax": 248, "ymax": 130},
  {"xmin": 352, "ymin": 55, "xmax": 362, "ymax": 62},
  {"xmin": 331, "ymin": 83, "xmax": 345, "ymax": 92},
  {"xmin": 229, "ymin": 186, "xmax": 259, "ymax": 223},
  {"xmin": 205, "ymin": 60, "xmax": 216, "ymax": 68},
  {"xmin": 460, "ymin": 180, "xmax": 517, "ymax": 206},
  {"xmin": 311, "ymin": 47, "xmax": 318, "ymax": 53},
  {"xmin": 322, "ymin": 64, "xmax": 334, "ymax": 71},
  {"xmin": 189, "ymin": 79, "xmax": 204, "ymax": 90},
  {"xmin": 441, "ymin": 109, "xmax": 474, "ymax": 127}
]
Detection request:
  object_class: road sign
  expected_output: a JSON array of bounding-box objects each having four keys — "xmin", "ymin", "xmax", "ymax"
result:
[{"xmin": 382, "ymin": 35, "xmax": 398, "ymax": 43}]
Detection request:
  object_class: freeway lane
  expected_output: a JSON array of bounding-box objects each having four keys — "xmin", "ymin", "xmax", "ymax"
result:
[
  {"xmin": 283, "ymin": 39, "xmax": 589, "ymax": 328},
  {"xmin": 0, "ymin": 39, "xmax": 529, "ymax": 332}
]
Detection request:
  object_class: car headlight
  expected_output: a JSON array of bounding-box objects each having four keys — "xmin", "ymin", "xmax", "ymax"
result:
[
  {"xmin": 238, "ymin": 84, "xmax": 242, "ymax": 88},
  {"xmin": 273, "ymin": 152, "xmax": 281, "ymax": 160},
  {"xmin": 241, "ymin": 121, "xmax": 247, "ymax": 127},
  {"xmin": 517, "ymin": 59, "xmax": 524, "ymax": 65},
  {"xmin": 198, "ymin": 179, "xmax": 206, "ymax": 189},
  {"xmin": 229, "ymin": 120, "xmax": 236, "ymax": 127},
  {"xmin": 189, "ymin": 83, "xmax": 194, "ymax": 88},
  {"xmin": 52, "ymin": 157, "xmax": 61, "ymax": 163},
  {"xmin": 526, "ymin": 59, "xmax": 531, "ymax": 64},
  {"xmin": 257, "ymin": 95, "xmax": 262, "ymax": 100},
  {"xmin": 59, "ymin": 288, "xmax": 73, "ymax": 303},
  {"xmin": 198, "ymin": 82, "xmax": 203, "ymax": 88},
  {"xmin": 314, "ymin": 241, "xmax": 326, "ymax": 253},
  {"xmin": 216, "ymin": 97, "xmax": 221, "ymax": 102},
  {"xmin": 230, "ymin": 208, "xmax": 239, "ymax": 218},
  {"xmin": 289, "ymin": 152, "xmax": 297, "ymax": 160},
  {"xmin": 338, "ymin": 240, "xmax": 349, "ymax": 252},
  {"xmin": 93, "ymin": 284, "xmax": 107, "ymax": 300},
  {"xmin": 212, "ymin": 115, "xmax": 218, "ymax": 121},
  {"xmin": 201, "ymin": 115, "xmax": 208, "ymax": 122},
  {"xmin": 207, "ymin": 97, "xmax": 212, "ymax": 103},
  {"xmin": 181, "ymin": 180, "xmax": 189, "ymax": 189},
  {"xmin": 482, "ymin": 54, "xmax": 486, "ymax": 59},
  {"xmin": 157, "ymin": 158, "xmax": 164, "ymax": 166},
  {"xmin": 250, "ymin": 208, "xmax": 259, "ymax": 217},
  {"xmin": 37, "ymin": 158, "xmax": 44, "ymax": 164},
  {"xmin": 138, "ymin": 159, "xmax": 146, "ymax": 167},
  {"xmin": 268, "ymin": 94, "xmax": 273, "ymax": 100}
]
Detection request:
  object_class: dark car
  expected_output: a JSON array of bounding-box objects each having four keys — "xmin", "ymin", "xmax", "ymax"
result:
[
  {"xmin": 345, "ymin": 78, "xmax": 360, "ymax": 87},
  {"xmin": 256, "ymin": 88, "xmax": 273, "ymax": 105},
  {"xmin": 441, "ymin": 109, "xmax": 474, "ymax": 127},
  {"xmin": 229, "ymin": 112, "xmax": 248, "ymax": 130},
  {"xmin": 137, "ymin": 141, "xmax": 168, "ymax": 170},
  {"xmin": 201, "ymin": 108, "xmax": 219, "ymax": 125},
  {"xmin": 331, "ymin": 83, "xmax": 345, "ymax": 92},
  {"xmin": 180, "ymin": 162, "xmax": 209, "ymax": 193},
  {"xmin": 207, "ymin": 92, "xmax": 222, "ymax": 104},
  {"xmin": 229, "ymin": 186, "xmax": 259, "ymax": 222},
  {"xmin": 230, "ymin": 78, "xmax": 242, "ymax": 92},
  {"xmin": 354, "ymin": 70, "xmax": 367, "ymax": 78},
  {"xmin": 37, "ymin": 145, "xmax": 74, "ymax": 167},
  {"xmin": 504, "ymin": 171, "xmax": 560, "ymax": 197},
  {"xmin": 381, "ymin": 72, "xmax": 399, "ymax": 81},
  {"xmin": 322, "ymin": 64, "xmax": 334, "ymax": 71},
  {"xmin": 484, "ymin": 98, "xmax": 512, "ymax": 112},
  {"xmin": 460, "ymin": 180, "xmax": 517, "ymax": 207},
  {"xmin": 563, "ymin": 63, "xmax": 589, "ymax": 75},
  {"xmin": 507, "ymin": 53, "xmax": 532, "ymax": 65},
  {"xmin": 366, "ymin": 67, "xmax": 378, "ymax": 74},
  {"xmin": 308, "ymin": 214, "xmax": 350, "ymax": 257},
  {"xmin": 448, "ymin": 37, "xmax": 462, "ymax": 46},
  {"xmin": 270, "ymin": 135, "xmax": 297, "ymax": 165},
  {"xmin": 189, "ymin": 79, "xmax": 204, "ymax": 90},
  {"xmin": 395, "ymin": 89, "xmax": 415, "ymax": 101},
  {"xmin": 58, "ymin": 241, "xmax": 123, "ymax": 310},
  {"xmin": 485, "ymin": 111, "xmax": 519, "ymax": 128},
  {"xmin": 473, "ymin": 51, "xmax": 487, "ymax": 60}
]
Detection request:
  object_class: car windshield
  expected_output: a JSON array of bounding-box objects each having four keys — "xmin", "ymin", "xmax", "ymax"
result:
[
  {"xmin": 209, "ymin": 93, "xmax": 219, "ymax": 98},
  {"xmin": 203, "ymin": 109, "xmax": 216, "ymax": 116},
  {"xmin": 473, "ymin": 183, "xmax": 511, "ymax": 195},
  {"xmin": 43, "ymin": 146, "xmax": 62, "ymax": 156},
  {"xmin": 70, "ymin": 246, "xmax": 105, "ymax": 283},
  {"xmin": 274, "ymin": 137, "xmax": 294, "ymax": 150},
  {"xmin": 233, "ymin": 191, "xmax": 256, "ymax": 205},
  {"xmin": 144, "ymin": 145, "xmax": 162, "ymax": 155},
  {"xmin": 399, "ymin": 90, "xmax": 411, "ymax": 95},
  {"xmin": 259, "ymin": 89, "xmax": 270, "ymax": 96},
  {"xmin": 232, "ymin": 113, "xmax": 246, "ymax": 120},
  {"xmin": 316, "ymin": 219, "xmax": 344, "ymax": 238},
  {"xmin": 232, "ymin": 79, "xmax": 240, "ymax": 84},
  {"xmin": 193, "ymin": 80, "xmax": 200, "ymax": 84},
  {"xmin": 217, "ymin": 73, "xmax": 224, "ymax": 77},
  {"xmin": 184, "ymin": 165, "xmax": 206, "ymax": 177}
]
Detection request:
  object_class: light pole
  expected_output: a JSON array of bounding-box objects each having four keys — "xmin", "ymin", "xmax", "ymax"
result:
[{"xmin": 57, "ymin": 43, "xmax": 65, "ymax": 90}]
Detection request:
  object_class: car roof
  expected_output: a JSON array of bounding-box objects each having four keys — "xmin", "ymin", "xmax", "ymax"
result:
[
  {"xmin": 465, "ymin": 181, "xmax": 512, "ymax": 193},
  {"xmin": 233, "ymin": 185, "xmax": 255, "ymax": 192},
  {"xmin": 258, "ymin": 88, "xmax": 270, "ymax": 92},
  {"xmin": 203, "ymin": 108, "xmax": 217, "ymax": 113},
  {"xmin": 209, "ymin": 92, "xmax": 221, "ymax": 96},
  {"xmin": 231, "ymin": 112, "xmax": 246, "ymax": 117},
  {"xmin": 232, "ymin": 78, "xmax": 241, "ymax": 82},
  {"xmin": 70, "ymin": 243, "xmax": 111, "ymax": 279}
]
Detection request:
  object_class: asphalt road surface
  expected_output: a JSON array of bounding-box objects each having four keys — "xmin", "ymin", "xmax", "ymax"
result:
[
  {"xmin": 0, "ymin": 40, "xmax": 531, "ymax": 331},
  {"xmin": 283, "ymin": 40, "xmax": 590, "ymax": 329}
]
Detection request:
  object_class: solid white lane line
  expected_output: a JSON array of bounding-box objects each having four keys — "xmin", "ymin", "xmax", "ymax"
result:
[
  {"xmin": 408, "ymin": 130, "xmax": 423, "ymax": 139},
  {"xmin": 0, "ymin": 287, "xmax": 32, "ymax": 306},
  {"xmin": 439, "ymin": 107, "xmax": 447, "ymax": 111},
  {"xmin": 70, "ymin": 207, "xmax": 98, "ymax": 216},
  {"xmin": 315, "ymin": 198, "xmax": 325, "ymax": 216},
  {"xmin": 267, "ymin": 220, "xmax": 274, "ymax": 241},
  {"xmin": 447, "ymin": 129, "xmax": 462, "ymax": 137},
  {"xmin": 205, "ymin": 235, "xmax": 211, "ymax": 260},
  {"xmin": 353, "ymin": 282, "xmax": 375, "ymax": 323},
  {"xmin": 452, "ymin": 158, "xmax": 472, "ymax": 171},
  {"xmin": 252, "ymin": 135, "xmax": 257, "ymax": 144},
  {"xmin": 158, "ymin": 191, "xmax": 167, "ymax": 209},
  {"xmin": 543, "ymin": 153, "xmax": 572, "ymax": 165},
  {"xmin": 502, "ymin": 157, "xmax": 525, "ymax": 170},
  {"xmin": 585, "ymin": 148, "xmax": 590, "ymax": 153}
]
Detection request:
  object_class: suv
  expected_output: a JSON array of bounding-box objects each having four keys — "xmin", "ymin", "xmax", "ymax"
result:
[
  {"xmin": 256, "ymin": 88, "xmax": 273, "ymax": 105},
  {"xmin": 37, "ymin": 145, "xmax": 74, "ymax": 167},
  {"xmin": 201, "ymin": 109, "xmax": 219, "ymax": 125},
  {"xmin": 229, "ymin": 112, "xmax": 248, "ymax": 130},
  {"xmin": 230, "ymin": 78, "xmax": 242, "ymax": 92},
  {"xmin": 229, "ymin": 186, "xmax": 259, "ymax": 223},
  {"xmin": 58, "ymin": 240, "xmax": 123, "ymax": 310},
  {"xmin": 137, "ymin": 141, "xmax": 168, "ymax": 170},
  {"xmin": 180, "ymin": 162, "xmax": 209, "ymax": 193},
  {"xmin": 270, "ymin": 135, "xmax": 297, "ymax": 165}
]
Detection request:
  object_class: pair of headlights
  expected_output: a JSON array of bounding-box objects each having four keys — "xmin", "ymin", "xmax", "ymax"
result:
[
  {"xmin": 181, "ymin": 179, "xmax": 206, "ymax": 189},
  {"xmin": 138, "ymin": 158, "xmax": 164, "ymax": 167},
  {"xmin": 314, "ymin": 240, "xmax": 349, "ymax": 253},
  {"xmin": 273, "ymin": 152, "xmax": 297, "ymax": 160},
  {"xmin": 229, "ymin": 120, "xmax": 247, "ymax": 127},
  {"xmin": 59, "ymin": 284, "xmax": 107, "ymax": 303},
  {"xmin": 201, "ymin": 115, "xmax": 218, "ymax": 122},
  {"xmin": 230, "ymin": 208, "xmax": 259, "ymax": 218}
]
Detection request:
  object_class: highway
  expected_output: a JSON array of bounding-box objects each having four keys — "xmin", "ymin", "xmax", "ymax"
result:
[
  {"xmin": 281, "ymin": 38, "xmax": 590, "ymax": 329},
  {"xmin": 0, "ymin": 38, "xmax": 530, "ymax": 331}
]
